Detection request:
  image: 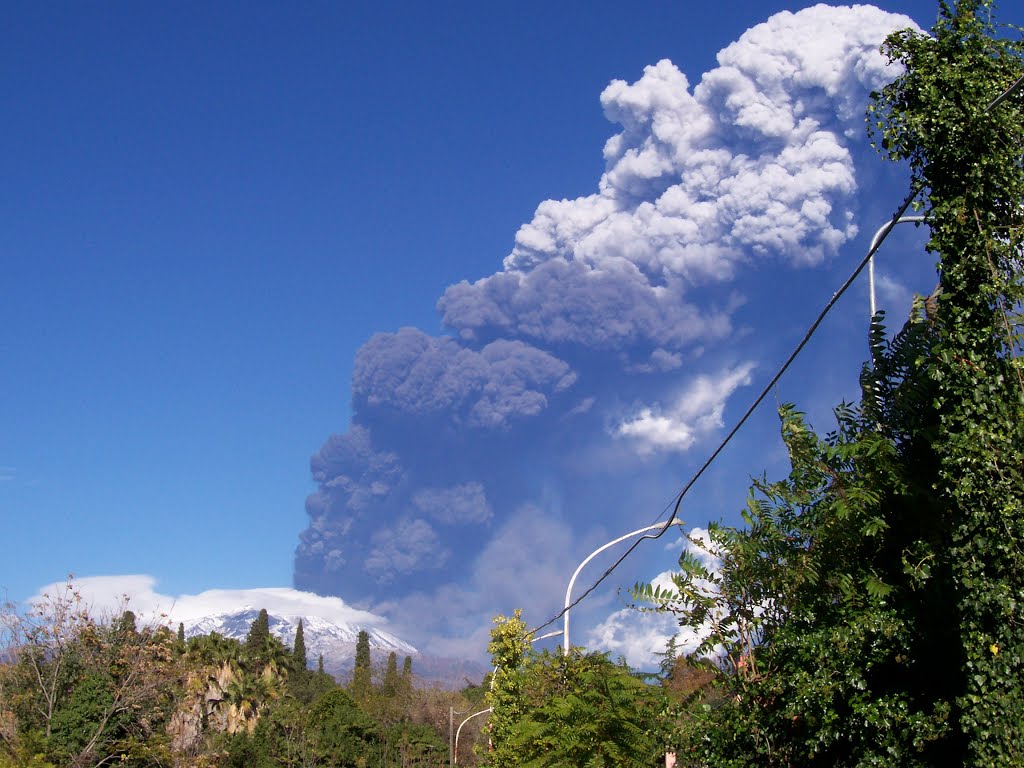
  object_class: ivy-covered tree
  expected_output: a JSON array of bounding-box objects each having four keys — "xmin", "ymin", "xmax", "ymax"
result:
[
  {"xmin": 482, "ymin": 610, "xmax": 529, "ymax": 768},
  {"xmin": 870, "ymin": 1, "xmax": 1024, "ymax": 762},
  {"xmin": 638, "ymin": 2, "xmax": 1023, "ymax": 765}
]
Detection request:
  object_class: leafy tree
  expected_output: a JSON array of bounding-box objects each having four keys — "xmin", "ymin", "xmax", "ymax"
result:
[
  {"xmin": 0, "ymin": 580, "xmax": 92, "ymax": 741},
  {"xmin": 1, "ymin": 583, "xmax": 179, "ymax": 767},
  {"xmin": 1, "ymin": 589, "xmax": 458, "ymax": 767},
  {"xmin": 482, "ymin": 610, "xmax": 528, "ymax": 768},
  {"xmin": 307, "ymin": 688, "xmax": 379, "ymax": 766},
  {"xmin": 223, "ymin": 721, "xmax": 274, "ymax": 768},
  {"xmin": 484, "ymin": 613, "xmax": 666, "ymax": 768},
  {"xmin": 511, "ymin": 651, "xmax": 665, "ymax": 768},
  {"xmin": 47, "ymin": 673, "xmax": 122, "ymax": 764}
]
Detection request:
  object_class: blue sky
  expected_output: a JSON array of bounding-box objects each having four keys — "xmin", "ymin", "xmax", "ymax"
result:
[{"xmin": 2, "ymin": 0, "xmax": 945, "ymax": 665}]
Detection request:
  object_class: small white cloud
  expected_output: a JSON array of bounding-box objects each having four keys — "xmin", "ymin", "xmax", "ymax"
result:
[
  {"xmin": 26, "ymin": 575, "xmax": 388, "ymax": 629},
  {"xmin": 587, "ymin": 526, "xmax": 724, "ymax": 668},
  {"xmin": 616, "ymin": 363, "xmax": 755, "ymax": 454},
  {"xmin": 586, "ymin": 607, "xmax": 681, "ymax": 669}
]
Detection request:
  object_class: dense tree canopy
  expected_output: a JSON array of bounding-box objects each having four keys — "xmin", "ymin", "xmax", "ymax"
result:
[{"xmin": 1, "ymin": 593, "xmax": 467, "ymax": 767}]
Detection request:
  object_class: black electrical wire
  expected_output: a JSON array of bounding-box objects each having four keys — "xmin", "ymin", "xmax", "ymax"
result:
[
  {"xmin": 527, "ymin": 70, "xmax": 1024, "ymax": 640},
  {"xmin": 529, "ymin": 186, "xmax": 921, "ymax": 638}
]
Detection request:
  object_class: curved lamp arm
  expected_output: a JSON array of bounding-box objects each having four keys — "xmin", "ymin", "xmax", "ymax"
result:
[
  {"xmin": 453, "ymin": 707, "xmax": 492, "ymax": 765},
  {"xmin": 867, "ymin": 215, "xmax": 925, "ymax": 319},
  {"xmin": 563, "ymin": 520, "xmax": 682, "ymax": 655}
]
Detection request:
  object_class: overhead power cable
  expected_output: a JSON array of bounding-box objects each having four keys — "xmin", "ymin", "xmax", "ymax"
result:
[{"xmin": 529, "ymin": 185, "xmax": 921, "ymax": 638}]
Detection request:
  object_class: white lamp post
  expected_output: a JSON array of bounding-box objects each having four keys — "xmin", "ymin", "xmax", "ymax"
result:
[
  {"xmin": 453, "ymin": 707, "xmax": 491, "ymax": 765},
  {"xmin": 867, "ymin": 215, "xmax": 925, "ymax": 319},
  {"xmin": 563, "ymin": 519, "xmax": 684, "ymax": 655}
]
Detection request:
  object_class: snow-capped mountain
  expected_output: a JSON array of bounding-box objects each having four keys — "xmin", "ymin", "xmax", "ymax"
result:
[{"xmin": 182, "ymin": 609, "xmax": 417, "ymax": 670}]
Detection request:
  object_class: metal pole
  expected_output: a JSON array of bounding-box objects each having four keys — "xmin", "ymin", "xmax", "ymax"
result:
[
  {"xmin": 867, "ymin": 216, "xmax": 925, "ymax": 319},
  {"xmin": 448, "ymin": 707, "xmax": 470, "ymax": 767},
  {"xmin": 563, "ymin": 520, "xmax": 682, "ymax": 654}
]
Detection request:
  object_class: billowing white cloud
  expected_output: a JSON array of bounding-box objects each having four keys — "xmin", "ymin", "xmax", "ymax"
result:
[
  {"xmin": 586, "ymin": 608, "xmax": 681, "ymax": 670},
  {"xmin": 617, "ymin": 363, "xmax": 755, "ymax": 453},
  {"xmin": 26, "ymin": 575, "xmax": 388, "ymax": 629},
  {"xmin": 439, "ymin": 6, "xmax": 918, "ymax": 353},
  {"xmin": 296, "ymin": 5, "xmax": 922, "ymax": 662}
]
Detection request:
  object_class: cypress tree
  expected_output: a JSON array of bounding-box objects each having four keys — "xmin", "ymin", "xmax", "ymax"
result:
[
  {"xmin": 293, "ymin": 619, "xmax": 307, "ymax": 671},
  {"xmin": 244, "ymin": 608, "xmax": 270, "ymax": 669},
  {"xmin": 351, "ymin": 630, "xmax": 372, "ymax": 700},
  {"xmin": 401, "ymin": 655, "xmax": 414, "ymax": 699},
  {"xmin": 245, "ymin": 608, "xmax": 270, "ymax": 647},
  {"xmin": 318, "ymin": 654, "xmax": 325, "ymax": 675},
  {"xmin": 177, "ymin": 622, "xmax": 185, "ymax": 645},
  {"xmin": 383, "ymin": 651, "xmax": 399, "ymax": 697}
]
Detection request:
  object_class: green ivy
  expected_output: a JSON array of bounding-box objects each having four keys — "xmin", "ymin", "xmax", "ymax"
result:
[
  {"xmin": 638, "ymin": 2, "xmax": 1023, "ymax": 764},
  {"xmin": 872, "ymin": 1, "xmax": 1024, "ymax": 763}
]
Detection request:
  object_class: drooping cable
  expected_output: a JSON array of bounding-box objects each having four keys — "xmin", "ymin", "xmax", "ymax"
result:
[
  {"xmin": 528, "ymin": 186, "xmax": 922, "ymax": 637},
  {"xmin": 526, "ymin": 71, "xmax": 1024, "ymax": 640}
]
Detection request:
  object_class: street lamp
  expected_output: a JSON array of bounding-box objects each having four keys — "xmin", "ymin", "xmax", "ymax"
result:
[
  {"xmin": 448, "ymin": 707, "xmax": 469, "ymax": 768},
  {"xmin": 563, "ymin": 519, "xmax": 684, "ymax": 655},
  {"xmin": 453, "ymin": 707, "xmax": 491, "ymax": 765},
  {"xmin": 867, "ymin": 215, "xmax": 925, "ymax": 319}
]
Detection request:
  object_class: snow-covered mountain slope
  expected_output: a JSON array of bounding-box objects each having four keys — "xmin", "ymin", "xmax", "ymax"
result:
[
  {"xmin": 182, "ymin": 608, "xmax": 417, "ymax": 667},
  {"xmin": 181, "ymin": 608, "xmax": 487, "ymax": 686}
]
